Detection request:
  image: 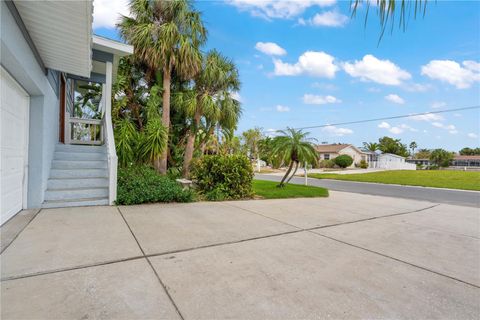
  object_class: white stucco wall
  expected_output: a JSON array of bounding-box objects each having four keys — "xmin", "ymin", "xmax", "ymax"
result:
[
  {"xmin": 339, "ymin": 146, "xmax": 365, "ymax": 167},
  {"xmin": 1, "ymin": 1, "xmax": 60, "ymax": 207}
]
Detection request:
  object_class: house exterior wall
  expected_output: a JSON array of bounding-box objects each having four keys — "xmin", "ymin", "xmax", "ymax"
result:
[
  {"xmin": 318, "ymin": 147, "xmax": 367, "ymax": 168},
  {"xmin": 1, "ymin": 1, "xmax": 60, "ymax": 208}
]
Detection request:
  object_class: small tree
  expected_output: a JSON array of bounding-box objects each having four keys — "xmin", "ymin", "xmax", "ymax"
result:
[
  {"xmin": 334, "ymin": 155, "xmax": 354, "ymax": 168},
  {"xmin": 409, "ymin": 141, "xmax": 418, "ymax": 156},
  {"xmin": 272, "ymin": 128, "xmax": 318, "ymax": 187},
  {"xmin": 429, "ymin": 149, "xmax": 454, "ymax": 168},
  {"xmin": 363, "ymin": 142, "xmax": 379, "ymax": 152}
]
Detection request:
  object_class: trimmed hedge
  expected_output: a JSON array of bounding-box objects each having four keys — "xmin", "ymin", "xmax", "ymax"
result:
[
  {"xmin": 117, "ymin": 164, "xmax": 195, "ymax": 205},
  {"xmin": 192, "ymin": 154, "xmax": 254, "ymax": 201},
  {"xmin": 334, "ymin": 155, "xmax": 354, "ymax": 168}
]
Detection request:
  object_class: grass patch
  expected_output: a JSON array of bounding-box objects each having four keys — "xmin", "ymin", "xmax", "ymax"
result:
[
  {"xmin": 253, "ymin": 180, "xmax": 329, "ymax": 199},
  {"xmin": 308, "ymin": 170, "xmax": 480, "ymax": 191}
]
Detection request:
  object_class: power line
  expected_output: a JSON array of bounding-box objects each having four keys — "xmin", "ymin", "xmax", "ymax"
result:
[{"xmin": 265, "ymin": 105, "xmax": 480, "ymax": 133}]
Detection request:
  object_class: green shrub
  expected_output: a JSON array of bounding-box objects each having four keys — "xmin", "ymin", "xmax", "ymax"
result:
[
  {"xmin": 192, "ymin": 154, "xmax": 254, "ymax": 200},
  {"xmin": 117, "ymin": 164, "xmax": 195, "ymax": 205},
  {"xmin": 359, "ymin": 160, "xmax": 368, "ymax": 169},
  {"xmin": 334, "ymin": 155, "xmax": 354, "ymax": 168},
  {"xmin": 319, "ymin": 159, "xmax": 335, "ymax": 168}
]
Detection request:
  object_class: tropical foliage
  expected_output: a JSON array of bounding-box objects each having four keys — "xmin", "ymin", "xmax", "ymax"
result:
[
  {"xmin": 113, "ymin": 0, "xmax": 242, "ymax": 179},
  {"xmin": 459, "ymin": 147, "xmax": 480, "ymax": 155},
  {"xmin": 192, "ymin": 154, "xmax": 254, "ymax": 200},
  {"xmin": 271, "ymin": 128, "xmax": 318, "ymax": 187},
  {"xmin": 429, "ymin": 149, "xmax": 454, "ymax": 167},
  {"xmin": 334, "ymin": 155, "xmax": 354, "ymax": 168}
]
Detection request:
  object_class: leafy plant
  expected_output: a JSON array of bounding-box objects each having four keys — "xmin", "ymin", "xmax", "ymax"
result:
[
  {"xmin": 272, "ymin": 128, "xmax": 318, "ymax": 187},
  {"xmin": 319, "ymin": 159, "xmax": 335, "ymax": 168},
  {"xmin": 192, "ymin": 154, "xmax": 254, "ymax": 200},
  {"xmin": 334, "ymin": 155, "xmax": 354, "ymax": 168},
  {"xmin": 117, "ymin": 164, "xmax": 195, "ymax": 205},
  {"xmin": 360, "ymin": 159, "xmax": 369, "ymax": 169},
  {"xmin": 115, "ymin": 117, "xmax": 138, "ymax": 167},
  {"xmin": 429, "ymin": 149, "xmax": 454, "ymax": 167}
]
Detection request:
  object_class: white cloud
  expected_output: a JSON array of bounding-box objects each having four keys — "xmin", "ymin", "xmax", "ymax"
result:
[
  {"xmin": 431, "ymin": 101, "xmax": 447, "ymax": 109},
  {"xmin": 378, "ymin": 122, "xmax": 391, "ymax": 129},
  {"xmin": 385, "ymin": 94, "xmax": 405, "ymax": 104},
  {"xmin": 343, "ymin": 54, "xmax": 411, "ymax": 85},
  {"xmin": 93, "ymin": 0, "xmax": 129, "ymax": 29},
  {"xmin": 421, "ymin": 60, "xmax": 480, "ymax": 89},
  {"xmin": 303, "ymin": 94, "xmax": 341, "ymax": 105},
  {"xmin": 409, "ymin": 113, "xmax": 443, "ymax": 122},
  {"xmin": 276, "ymin": 105, "xmax": 290, "ymax": 112},
  {"xmin": 255, "ymin": 42, "xmax": 287, "ymax": 56},
  {"xmin": 273, "ymin": 51, "xmax": 338, "ymax": 77},
  {"xmin": 431, "ymin": 122, "xmax": 457, "ymax": 134},
  {"xmin": 378, "ymin": 122, "xmax": 416, "ymax": 135},
  {"xmin": 299, "ymin": 10, "xmax": 349, "ymax": 27},
  {"xmin": 467, "ymin": 133, "xmax": 478, "ymax": 139},
  {"xmin": 322, "ymin": 125, "xmax": 353, "ymax": 136},
  {"xmin": 227, "ymin": 0, "xmax": 336, "ymax": 20}
]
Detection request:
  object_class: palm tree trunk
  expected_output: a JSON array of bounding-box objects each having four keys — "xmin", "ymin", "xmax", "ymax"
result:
[
  {"xmin": 286, "ymin": 161, "xmax": 299, "ymax": 183},
  {"xmin": 278, "ymin": 160, "xmax": 294, "ymax": 187},
  {"xmin": 158, "ymin": 66, "xmax": 171, "ymax": 174},
  {"xmin": 182, "ymin": 109, "xmax": 201, "ymax": 178}
]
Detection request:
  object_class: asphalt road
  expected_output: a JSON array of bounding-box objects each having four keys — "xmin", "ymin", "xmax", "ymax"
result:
[{"xmin": 255, "ymin": 174, "xmax": 480, "ymax": 208}]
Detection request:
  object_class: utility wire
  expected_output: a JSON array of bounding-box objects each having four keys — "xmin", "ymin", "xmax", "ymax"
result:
[{"xmin": 264, "ymin": 105, "xmax": 480, "ymax": 133}]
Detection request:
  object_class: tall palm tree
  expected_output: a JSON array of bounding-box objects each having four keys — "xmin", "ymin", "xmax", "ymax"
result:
[
  {"xmin": 272, "ymin": 128, "xmax": 318, "ymax": 187},
  {"xmin": 409, "ymin": 141, "xmax": 418, "ymax": 156},
  {"xmin": 175, "ymin": 50, "xmax": 241, "ymax": 177},
  {"xmin": 118, "ymin": 0, "xmax": 207, "ymax": 174}
]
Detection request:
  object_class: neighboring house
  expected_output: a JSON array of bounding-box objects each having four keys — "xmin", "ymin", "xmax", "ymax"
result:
[
  {"xmin": 315, "ymin": 144, "xmax": 368, "ymax": 167},
  {"xmin": 1, "ymin": 1, "xmax": 133, "ymax": 225},
  {"xmin": 372, "ymin": 153, "xmax": 416, "ymax": 170},
  {"xmin": 407, "ymin": 156, "xmax": 480, "ymax": 168},
  {"xmin": 452, "ymin": 155, "xmax": 480, "ymax": 167}
]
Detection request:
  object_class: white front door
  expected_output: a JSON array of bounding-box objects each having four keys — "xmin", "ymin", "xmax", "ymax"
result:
[{"xmin": 1, "ymin": 67, "xmax": 29, "ymax": 225}]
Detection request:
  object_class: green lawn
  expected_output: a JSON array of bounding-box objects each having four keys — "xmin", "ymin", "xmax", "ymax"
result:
[
  {"xmin": 253, "ymin": 180, "xmax": 329, "ymax": 199},
  {"xmin": 308, "ymin": 170, "xmax": 480, "ymax": 191}
]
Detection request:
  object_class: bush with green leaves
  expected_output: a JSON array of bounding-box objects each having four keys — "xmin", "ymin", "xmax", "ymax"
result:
[
  {"xmin": 319, "ymin": 159, "xmax": 335, "ymax": 168},
  {"xmin": 334, "ymin": 155, "xmax": 354, "ymax": 168},
  {"xmin": 359, "ymin": 160, "xmax": 368, "ymax": 169},
  {"xmin": 117, "ymin": 164, "xmax": 195, "ymax": 205},
  {"xmin": 192, "ymin": 154, "xmax": 254, "ymax": 200}
]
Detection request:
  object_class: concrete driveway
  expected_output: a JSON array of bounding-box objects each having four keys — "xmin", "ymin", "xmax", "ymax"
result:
[{"xmin": 1, "ymin": 192, "xmax": 479, "ymax": 319}]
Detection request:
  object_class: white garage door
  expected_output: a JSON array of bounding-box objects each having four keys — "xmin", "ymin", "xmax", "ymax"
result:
[{"xmin": 1, "ymin": 67, "xmax": 29, "ymax": 225}]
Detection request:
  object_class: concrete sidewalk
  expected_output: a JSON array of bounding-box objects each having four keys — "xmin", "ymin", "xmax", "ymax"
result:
[{"xmin": 1, "ymin": 193, "xmax": 479, "ymax": 319}]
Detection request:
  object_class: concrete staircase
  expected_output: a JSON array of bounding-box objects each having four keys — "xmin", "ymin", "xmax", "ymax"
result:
[{"xmin": 42, "ymin": 144, "xmax": 110, "ymax": 208}]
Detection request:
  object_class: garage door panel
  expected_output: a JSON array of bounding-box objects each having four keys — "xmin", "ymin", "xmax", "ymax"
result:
[{"xmin": 1, "ymin": 67, "xmax": 29, "ymax": 225}]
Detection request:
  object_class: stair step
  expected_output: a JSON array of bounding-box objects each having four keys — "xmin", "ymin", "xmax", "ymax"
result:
[
  {"xmin": 54, "ymin": 152, "xmax": 106, "ymax": 161},
  {"xmin": 56, "ymin": 144, "xmax": 106, "ymax": 153},
  {"xmin": 52, "ymin": 160, "xmax": 107, "ymax": 169},
  {"xmin": 44, "ymin": 187, "xmax": 108, "ymax": 201},
  {"xmin": 42, "ymin": 197, "xmax": 109, "ymax": 209},
  {"xmin": 49, "ymin": 168, "xmax": 108, "ymax": 179},
  {"xmin": 47, "ymin": 178, "xmax": 109, "ymax": 190}
]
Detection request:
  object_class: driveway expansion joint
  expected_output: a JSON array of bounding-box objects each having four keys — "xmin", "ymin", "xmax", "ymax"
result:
[
  {"xmin": 116, "ymin": 207, "xmax": 186, "ymax": 320},
  {"xmin": 312, "ymin": 232, "xmax": 480, "ymax": 289}
]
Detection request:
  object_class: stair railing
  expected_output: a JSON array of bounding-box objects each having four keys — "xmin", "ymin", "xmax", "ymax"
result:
[{"xmin": 103, "ymin": 61, "xmax": 117, "ymax": 205}]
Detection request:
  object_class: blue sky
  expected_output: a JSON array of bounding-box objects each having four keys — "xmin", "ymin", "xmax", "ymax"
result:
[{"xmin": 93, "ymin": 0, "xmax": 480, "ymax": 151}]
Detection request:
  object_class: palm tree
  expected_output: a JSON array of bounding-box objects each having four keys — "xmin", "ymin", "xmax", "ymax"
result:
[
  {"xmin": 409, "ymin": 141, "xmax": 418, "ymax": 156},
  {"xmin": 175, "ymin": 50, "xmax": 241, "ymax": 177},
  {"xmin": 242, "ymin": 128, "xmax": 262, "ymax": 169},
  {"xmin": 363, "ymin": 142, "xmax": 379, "ymax": 152},
  {"xmin": 272, "ymin": 128, "xmax": 318, "ymax": 187},
  {"xmin": 351, "ymin": 0, "xmax": 429, "ymax": 40},
  {"xmin": 118, "ymin": 0, "xmax": 207, "ymax": 174}
]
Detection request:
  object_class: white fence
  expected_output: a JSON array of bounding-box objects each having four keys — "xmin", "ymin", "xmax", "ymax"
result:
[{"xmin": 369, "ymin": 161, "xmax": 416, "ymax": 170}]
